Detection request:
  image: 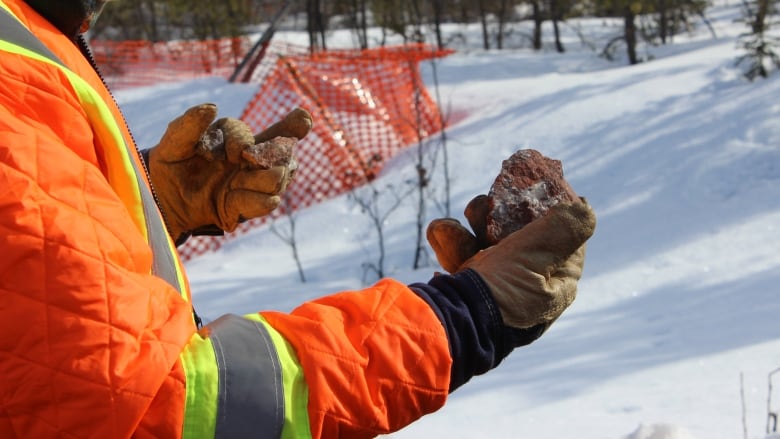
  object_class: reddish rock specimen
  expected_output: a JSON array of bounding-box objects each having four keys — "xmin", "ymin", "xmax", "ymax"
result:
[
  {"xmin": 242, "ymin": 136, "xmax": 298, "ymax": 172},
  {"xmin": 486, "ymin": 149, "xmax": 579, "ymax": 244}
]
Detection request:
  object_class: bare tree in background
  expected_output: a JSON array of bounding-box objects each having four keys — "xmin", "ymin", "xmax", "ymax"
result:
[
  {"xmin": 768, "ymin": 367, "xmax": 780, "ymax": 435},
  {"xmin": 599, "ymin": 0, "xmax": 641, "ymax": 64},
  {"xmin": 349, "ymin": 182, "xmax": 414, "ymax": 282},
  {"xmin": 529, "ymin": 0, "xmax": 545, "ymax": 50},
  {"xmin": 94, "ymin": 0, "xmax": 270, "ymax": 40},
  {"xmin": 550, "ymin": 0, "xmax": 566, "ymax": 52},
  {"xmin": 342, "ymin": 0, "xmax": 370, "ymax": 48},
  {"xmin": 654, "ymin": 0, "xmax": 713, "ymax": 44},
  {"xmin": 269, "ymin": 196, "xmax": 307, "ymax": 283},
  {"xmin": 408, "ymin": 54, "xmax": 453, "ymax": 269},
  {"xmin": 410, "ymin": 73, "xmax": 430, "ymax": 270},
  {"xmin": 477, "ymin": 0, "xmax": 492, "ymax": 48},
  {"xmin": 623, "ymin": 2, "xmax": 639, "ymax": 64},
  {"xmin": 307, "ymin": 0, "xmax": 328, "ymax": 52},
  {"xmin": 91, "ymin": 1, "xmax": 162, "ymax": 40},
  {"xmin": 431, "ymin": 0, "xmax": 447, "ymax": 48},
  {"xmin": 372, "ymin": 0, "xmax": 410, "ymax": 45},
  {"xmin": 428, "ymin": 56, "xmax": 452, "ymax": 219},
  {"xmin": 494, "ymin": 0, "xmax": 514, "ymax": 49}
]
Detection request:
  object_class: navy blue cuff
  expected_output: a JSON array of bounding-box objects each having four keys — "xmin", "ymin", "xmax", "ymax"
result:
[{"xmin": 410, "ymin": 269, "xmax": 545, "ymax": 392}]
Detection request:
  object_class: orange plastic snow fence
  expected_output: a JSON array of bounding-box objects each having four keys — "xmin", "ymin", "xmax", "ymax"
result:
[
  {"xmin": 91, "ymin": 37, "xmax": 251, "ymax": 89},
  {"xmin": 92, "ymin": 38, "xmax": 453, "ymax": 260}
]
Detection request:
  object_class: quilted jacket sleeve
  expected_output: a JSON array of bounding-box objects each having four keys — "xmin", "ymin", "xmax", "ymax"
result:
[{"xmin": 262, "ymin": 278, "xmax": 452, "ymax": 438}]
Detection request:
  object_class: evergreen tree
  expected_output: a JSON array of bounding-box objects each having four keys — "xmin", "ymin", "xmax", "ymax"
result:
[{"xmin": 736, "ymin": 0, "xmax": 780, "ymax": 79}]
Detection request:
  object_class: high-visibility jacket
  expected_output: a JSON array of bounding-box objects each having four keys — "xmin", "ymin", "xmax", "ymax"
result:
[{"xmin": 0, "ymin": 0, "xmax": 451, "ymax": 437}]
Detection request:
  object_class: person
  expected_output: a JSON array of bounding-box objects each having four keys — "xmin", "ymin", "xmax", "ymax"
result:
[{"xmin": 0, "ymin": 0, "xmax": 597, "ymax": 438}]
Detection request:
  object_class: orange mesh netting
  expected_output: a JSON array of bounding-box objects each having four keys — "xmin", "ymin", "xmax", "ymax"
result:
[
  {"xmin": 92, "ymin": 38, "xmax": 453, "ymax": 260},
  {"xmin": 91, "ymin": 37, "xmax": 252, "ymax": 89}
]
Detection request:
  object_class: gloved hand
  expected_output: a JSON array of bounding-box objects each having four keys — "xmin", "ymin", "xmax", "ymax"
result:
[
  {"xmin": 147, "ymin": 104, "xmax": 312, "ymax": 243},
  {"xmin": 427, "ymin": 198, "xmax": 596, "ymax": 329},
  {"xmin": 426, "ymin": 194, "xmax": 492, "ymax": 274}
]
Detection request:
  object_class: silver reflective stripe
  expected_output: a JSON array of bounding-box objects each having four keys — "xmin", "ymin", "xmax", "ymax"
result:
[
  {"xmin": 127, "ymin": 156, "xmax": 182, "ymax": 293},
  {"xmin": 0, "ymin": 5, "xmax": 64, "ymax": 65},
  {"xmin": 0, "ymin": 6, "xmax": 182, "ymax": 294},
  {"xmin": 209, "ymin": 314, "xmax": 284, "ymax": 438}
]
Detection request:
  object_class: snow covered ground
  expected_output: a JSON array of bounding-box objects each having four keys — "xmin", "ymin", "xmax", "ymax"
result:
[{"xmin": 115, "ymin": 3, "xmax": 780, "ymax": 438}]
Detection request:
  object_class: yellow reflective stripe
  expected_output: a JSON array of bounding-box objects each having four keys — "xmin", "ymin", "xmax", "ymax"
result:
[
  {"xmin": 0, "ymin": 2, "xmax": 146, "ymax": 239},
  {"xmin": 57, "ymin": 59, "xmax": 192, "ymax": 300},
  {"xmin": 71, "ymin": 73, "xmax": 148, "ymax": 240},
  {"xmin": 247, "ymin": 314, "xmax": 312, "ymax": 439},
  {"xmin": 67, "ymin": 70, "xmax": 190, "ymax": 298},
  {"xmin": 182, "ymin": 314, "xmax": 311, "ymax": 439},
  {"xmin": 181, "ymin": 332, "xmax": 220, "ymax": 439}
]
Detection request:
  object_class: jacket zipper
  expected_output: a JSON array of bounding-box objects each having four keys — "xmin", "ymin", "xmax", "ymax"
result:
[
  {"xmin": 76, "ymin": 35, "xmax": 174, "ymax": 238},
  {"xmin": 76, "ymin": 35, "xmax": 203, "ymax": 328}
]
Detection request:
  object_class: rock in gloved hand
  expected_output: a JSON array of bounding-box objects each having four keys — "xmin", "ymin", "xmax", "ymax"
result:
[
  {"xmin": 240, "ymin": 107, "xmax": 313, "ymax": 175},
  {"xmin": 242, "ymin": 137, "xmax": 298, "ymax": 173},
  {"xmin": 427, "ymin": 147, "xmax": 596, "ymax": 330},
  {"xmin": 195, "ymin": 107, "xmax": 312, "ymax": 173},
  {"xmin": 485, "ymin": 149, "xmax": 579, "ymax": 245},
  {"xmin": 427, "ymin": 148, "xmax": 583, "ymax": 273},
  {"xmin": 148, "ymin": 104, "xmax": 311, "ymax": 242}
]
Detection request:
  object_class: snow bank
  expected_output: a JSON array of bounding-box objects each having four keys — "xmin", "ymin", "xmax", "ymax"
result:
[{"xmin": 624, "ymin": 424, "xmax": 698, "ymax": 439}]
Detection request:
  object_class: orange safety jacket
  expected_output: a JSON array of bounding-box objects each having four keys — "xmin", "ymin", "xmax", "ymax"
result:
[{"xmin": 0, "ymin": 0, "xmax": 451, "ymax": 438}]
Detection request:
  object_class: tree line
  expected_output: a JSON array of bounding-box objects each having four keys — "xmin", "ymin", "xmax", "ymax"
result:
[{"xmin": 92, "ymin": 0, "xmax": 777, "ymax": 73}]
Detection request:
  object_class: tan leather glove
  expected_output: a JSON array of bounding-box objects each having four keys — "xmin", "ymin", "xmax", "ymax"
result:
[
  {"xmin": 147, "ymin": 104, "xmax": 312, "ymax": 243},
  {"xmin": 427, "ymin": 199, "xmax": 596, "ymax": 329},
  {"xmin": 426, "ymin": 194, "xmax": 492, "ymax": 273}
]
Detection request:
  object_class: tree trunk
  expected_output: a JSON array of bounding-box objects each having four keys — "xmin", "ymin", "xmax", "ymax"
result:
[
  {"xmin": 550, "ymin": 0, "xmax": 565, "ymax": 53},
  {"xmin": 624, "ymin": 4, "xmax": 638, "ymax": 64},
  {"xmin": 307, "ymin": 0, "xmax": 326, "ymax": 52},
  {"xmin": 658, "ymin": 0, "xmax": 668, "ymax": 44},
  {"xmin": 753, "ymin": 0, "xmax": 770, "ymax": 34},
  {"xmin": 432, "ymin": 0, "xmax": 445, "ymax": 48},
  {"xmin": 531, "ymin": 0, "xmax": 543, "ymax": 50},
  {"xmin": 553, "ymin": 17, "xmax": 564, "ymax": 52},
  {"xmin": 360, "ymin": 0, "xmax": 368, "ymax": 49},
  {"xmin": 478, "ymin": 0, "xmax": 491, "ymax": 49},
  {"xmin": 494, "ymin": 0, "xmax": 507, "ymax": 49},
  {"xmin": 144, "ymin": 0, "xmax": 160, "ymax": 41}
]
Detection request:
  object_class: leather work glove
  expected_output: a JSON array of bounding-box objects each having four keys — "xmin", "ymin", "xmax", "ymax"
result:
[
  {"xmin": 147, "ymin": 104, "xmax": 312, "ymax": 244},
  {"xmin": 426, "ymin": 194, "xmax": 492, "ymax": 274},
  {"xmin": 427, "ymin": 198, "xmax": 596, "ymax": 329}
]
